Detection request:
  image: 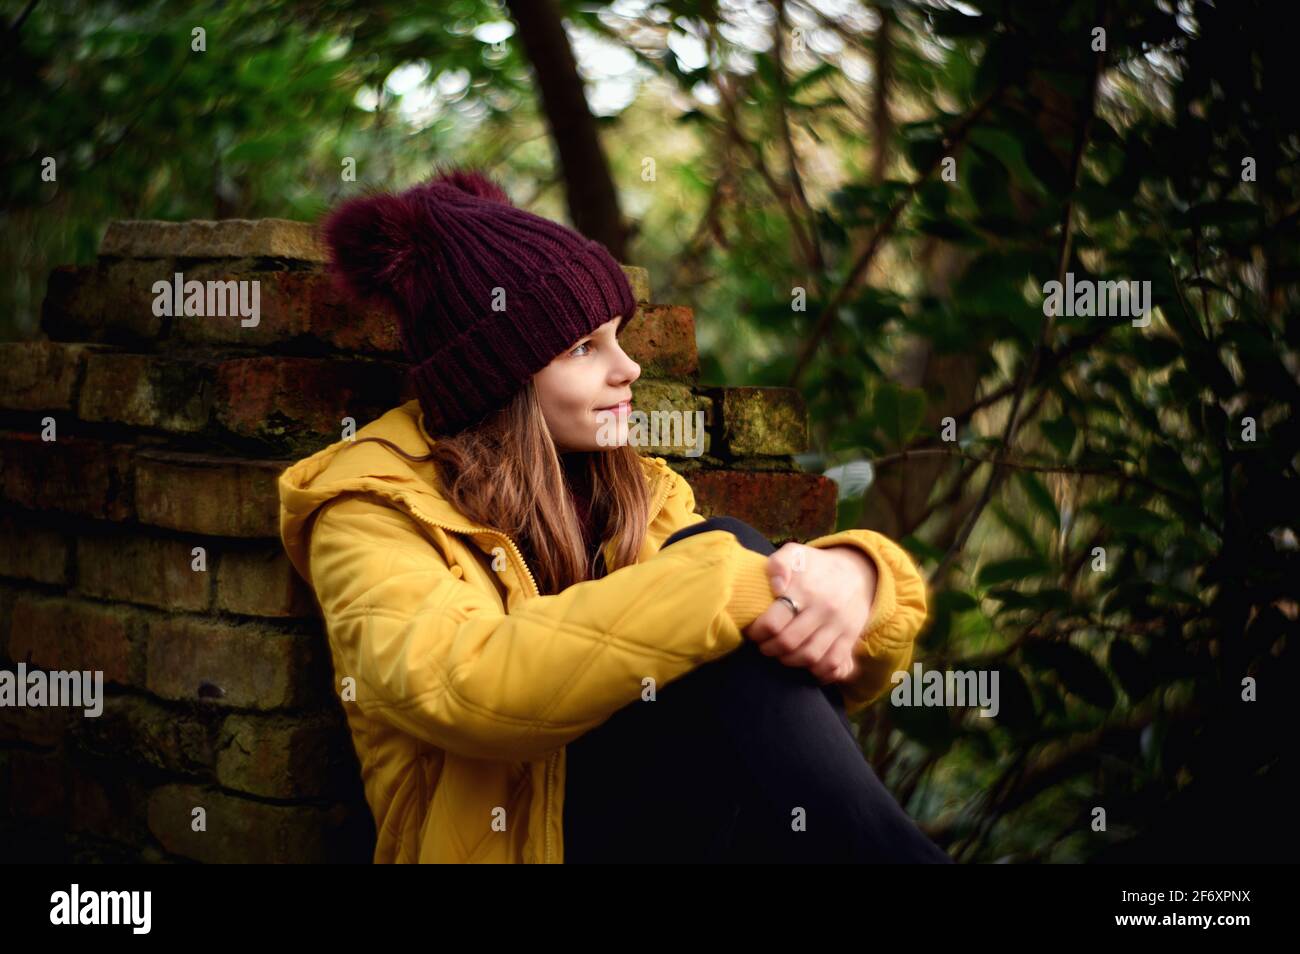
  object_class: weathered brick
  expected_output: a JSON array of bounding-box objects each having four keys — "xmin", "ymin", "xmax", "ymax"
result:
[
  {"xmin": 304, "ymin": 270, "xmax": 404, "ymax": 354},
  {"xmin": 628, "ymin": 380, "xmax": 711, "ymax": 457},
  {"xmin": 0, "ymin": 695, "xmax": 82, "ymax": 747},
  {"xmin": 75, "ymin": 694, "xmax": 215, "ymax": 774},
  {"xmin": 0, "ymin": 514, "xmax": 68, "ymax": 585},
  {"xmin": 213, "ymin": 356, "xmax": 404, "ymax": 449},
  {"xmin": 684, "ymin": 469, "xmax": 838, "ymax": 541},
  {"xmin": 146, "ymin": 783, "xmax": 351, "ymax": 863},
  {"xmin": 7, "ymin": 594, "xmax": 141, "ymax": 687},
  {"xmin": 99, "ymin": 218, "xmax": 329, "ymax": 261},
  {"xmin": 45, "ymin": 257, "xmax": 641, "ymax": 352},
  {"xmin": 216, "ymin": 713, "xmax": 351, "ymax": 799},
  {"xmin": 145, "ymin": 615, "xmax": 325, "ymax": 710},
  {"xmin": 170, "ymin": 268, "xmax": 403, "ymax": 355},
  {"xmin": 134, "ymin": 450, "xmax": 280, "ymax": 537},
  {"xmin": 40, "ymin": 265, "xmax": 103, "ymax": 342},
  {"xmin": 148, "ymin": 263, "xmax": 292, "ymax": 342},
  {"xmin": 41, "ymin": 261, "xmax": 167, "ymax": 343},
  {"xmin": 0, "ymin": 432, "xmax": 134, "ymax": 521},
  {"xmin": 621, "ymin": 304, "xmax": 699, "ymax": 378},
  {"xmin": 78, "ymin": 353, "xmax": 214, "ymax": 433},
  {"xmin": 0, "ymin": 340, "xmax": 106, "ymax": 412},
  {"xmin": 622, "ymin": 264, "xmax": 651, "ymax": 303},
  {"xmin": 712, "ymin": 386, "xmax": 808, "ymax": 457},
  {"xmin": 75, "ymin": 533, "xmax": 212, "ymax": 611},
  {"xmin": 216, "ymin": 546, "xmax": 317, "ymax": 617}
]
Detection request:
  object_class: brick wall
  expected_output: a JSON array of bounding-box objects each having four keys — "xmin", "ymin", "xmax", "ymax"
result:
[{"xmin": 0, "ymin": 218, "xmax": 839, "ymax": 863}]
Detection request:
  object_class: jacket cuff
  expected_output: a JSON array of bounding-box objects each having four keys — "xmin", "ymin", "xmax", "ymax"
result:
[
  {"xmin": 803, "ymin": 530, "xmax": 900, "ymax": 650},
  {"xmin": 725, "ymin": 547, "xmax": 776, "ymax": 630}
]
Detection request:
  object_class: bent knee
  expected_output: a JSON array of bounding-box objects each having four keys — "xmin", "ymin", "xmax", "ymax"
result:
[{"xmin": 665, "ymin": 515, "xmax": 775, "ymax": 556}]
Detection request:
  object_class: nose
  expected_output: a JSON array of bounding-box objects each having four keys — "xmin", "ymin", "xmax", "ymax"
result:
[{"xmin": 614, "ymin": 341, "xmax": 640, "ymax": 385}]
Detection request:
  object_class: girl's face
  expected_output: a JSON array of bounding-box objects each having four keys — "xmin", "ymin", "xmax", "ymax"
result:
[{"xmin": 533, "ymin": 316, "xmax": 641, "ymax": 453}]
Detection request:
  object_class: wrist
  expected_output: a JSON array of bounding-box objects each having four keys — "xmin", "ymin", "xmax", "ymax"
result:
[{"xmin": 831, "ymin": 545, "xmax": 878, "ymax": 608}]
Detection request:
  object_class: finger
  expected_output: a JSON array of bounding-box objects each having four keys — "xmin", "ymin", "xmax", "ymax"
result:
[
  {"xmin": 765, "ymin": 543, "xmax": 806, "ymax": 596},
  {"xmin": 832, "ymin": 647, "xmax": 861, "ymax": 683},
  {"xmin": 815, "ymin": 660, "xmax": 852, "ymax": 686},
  {"xmin": 756, "ymin": 598, "xmax": 825, "ymax": 658},
  {"xmin": 775, "ymin": 620, "xmax": 841, "ymax": 671},
  {"xmin": 745, "ymin": 589, "xmax": 785, "ymax": 641},
  {"xmin": 745, "ymin": 597, "xmax": 794, "ymax": 643},
  {"xmin": 810, "ymin": 643, "xmax": 856, "ymax": 684}
]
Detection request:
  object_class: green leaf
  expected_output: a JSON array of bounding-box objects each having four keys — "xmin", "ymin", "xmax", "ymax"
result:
[
  {"xmin": 986, "ymin": 588, "xmax": 1037, "ymax": 612},
  {"xmin": 1100, "ymin": 580, "xmax": 1156, "ymax": 618},
  {"xmin": 900, "ymin": 534, "xmax": 945, "ymax": 563},
  {"xmin": 1130, "ymin": 333, "xmax": 1183, "ymax": 371},
  {"xmin": 991, "ymin": 501, "xmax": 1042, "ymax": 556},
  {"xmin": 977, "ymin": 555, "xmax": 1050, "ymax": 587},
  {"xmin": 1022, "ymin": 137, "xmax": 1072, "ymax": 196},
  {"xmin": 987, "ymin": 586, "xmax": 1071, "ymax": 613},
  {"xmin": 873, "ymin": 383, "xmax": 927, "ymax": 448},
  {"xmin": 889, "ymin": 697, "xmax": 958, "ymax": 753},
  {"xmin": 1020, "ymin": 641, "xmax": 1117, "ymax": 710},
  {"xmin": 1146, "ymin": 443, "xmax": 1198, "ymax": 499},
  {"xmin": 936, "ymin": 589, "xmax": 979, "ymax": 612},
  {"xmin": 990, "ymin": 665, "xmax": 1039, "ymax": 732},
  {"xmin": 966, "ymin": 145, "xmax": 1012, "ymax": 217},
  {"xmin": 1015, "ymin": 471, "xmax": 1060, "ymax": 530},
  {"xmin": 1086, "ymin": 502, "xmax": 1170, "ymax": 536},
  {"xmin": 1039, "ymin": 415, "xmax": 1078, "ymax": 457}
]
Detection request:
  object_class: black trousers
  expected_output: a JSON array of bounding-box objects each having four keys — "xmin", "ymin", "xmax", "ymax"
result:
[{"xmin": 562, "ymin": 516, "xmax": 954, "ymax": 863}]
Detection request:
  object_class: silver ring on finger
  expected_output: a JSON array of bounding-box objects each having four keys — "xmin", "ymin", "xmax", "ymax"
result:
[{"xmin": 776, "ymin": 594, "xmax": 800, "ymax": 615}]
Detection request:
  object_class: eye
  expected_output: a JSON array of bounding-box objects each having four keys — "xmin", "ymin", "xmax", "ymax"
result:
[{"xmin": 571, "ymin": 341, "xmax": 592, "ymax": 357}]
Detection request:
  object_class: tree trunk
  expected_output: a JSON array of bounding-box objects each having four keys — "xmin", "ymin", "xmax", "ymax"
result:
[{"xmin": 505, "ymin": 0, "xmax": 628, "ymax": 259}]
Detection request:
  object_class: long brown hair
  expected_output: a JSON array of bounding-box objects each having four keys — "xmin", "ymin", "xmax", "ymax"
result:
[{"xmin": 347, "ymin": 380, "xmax": 649, "ymax": 595}]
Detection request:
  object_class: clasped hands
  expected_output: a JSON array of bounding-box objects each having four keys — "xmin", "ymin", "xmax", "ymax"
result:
[{"xmin": 743, "ymin": 544, "xmax": 879, "ymax": 686}]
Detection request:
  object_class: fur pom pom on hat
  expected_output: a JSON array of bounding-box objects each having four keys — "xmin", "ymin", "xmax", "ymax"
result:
[{"xmin": 321, "ymin": 164, "xmax": 637, "ymax": 436}]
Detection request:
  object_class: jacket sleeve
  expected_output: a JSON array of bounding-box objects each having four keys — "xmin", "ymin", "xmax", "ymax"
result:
[
  {"xmin": 305, "ymin": 493, "xmax": 777, "ymax": 762},
  {"xmin": 801, "ymin": 529, "xmax": 928, "ymax": 716},
  {"xmin": 653, "ymin": 464, "xmax": 927, "ymax": 716}
]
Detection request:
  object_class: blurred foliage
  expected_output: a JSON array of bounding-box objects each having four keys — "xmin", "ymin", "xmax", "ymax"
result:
[
  {"xmin": 3, "ymin": 0, "xmax": 1297, "ymax": 861},
  {"xmin": 1, "ymin": 0, "xmax": 525, "ymax": 339},
  {"xmin": 788, "ymin": 0, "xmax": 1297, "ymax": 863}
]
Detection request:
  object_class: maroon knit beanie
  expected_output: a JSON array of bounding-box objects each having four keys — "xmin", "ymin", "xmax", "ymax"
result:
[{"xmin": 321, "ymin": 164, "xmax": 638, "ymax": 436}]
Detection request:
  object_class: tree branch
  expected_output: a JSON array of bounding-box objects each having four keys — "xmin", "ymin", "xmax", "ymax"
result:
[
  {"xmin": 930, "ymin": 14, "xmax": 1109, "ymax": 584},
  {"xmin": 788, "ymin": 85, "xmax": 1003, "ymax": 388}
]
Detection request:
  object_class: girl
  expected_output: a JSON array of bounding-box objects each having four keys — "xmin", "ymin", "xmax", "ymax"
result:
[{"xmin": 277, "ymin": 166, "xmax": 951, "ymax": 863}]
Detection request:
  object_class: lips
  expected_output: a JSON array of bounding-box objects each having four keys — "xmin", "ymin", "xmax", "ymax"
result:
[{"xmin": 595, "ymin": 400, "xmax": 631, "ymax": 413}]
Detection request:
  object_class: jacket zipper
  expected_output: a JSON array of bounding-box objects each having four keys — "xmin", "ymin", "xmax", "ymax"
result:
[
  {"xmin": 397, "ymin": 464, "xmax": 673, "ymax": 864},
  {"xmin": 400, "ymin": 501, "xmax": 543, "ymax": 599},
  {"xmin": 544, "ymin": 750, "xmax": 556, "ymax": 864}
]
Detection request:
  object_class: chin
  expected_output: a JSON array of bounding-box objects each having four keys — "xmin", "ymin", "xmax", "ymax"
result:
[{"xmin": 590, "ymin": 413, "xmax": 630, "ymax": 449}]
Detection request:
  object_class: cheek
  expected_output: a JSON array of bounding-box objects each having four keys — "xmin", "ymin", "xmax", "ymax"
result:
[
  {"xmin": 548, "ymin": 389, "xmax": 589, "ymax": 422},
  {"xmin": 535, "ymin": 374, "xmax": 590, "ymax": 426}
]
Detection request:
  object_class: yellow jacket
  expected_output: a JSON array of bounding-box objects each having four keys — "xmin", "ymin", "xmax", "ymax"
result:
[{"xmin": 277, "ymin": 399, "xmax": 928, "ymax": 863}]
